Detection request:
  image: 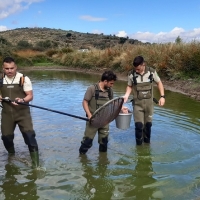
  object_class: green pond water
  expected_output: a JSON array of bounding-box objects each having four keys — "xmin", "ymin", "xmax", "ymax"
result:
[{"xmin": 0, "ymin": 70, "xmax": 200, "ymax": 200}]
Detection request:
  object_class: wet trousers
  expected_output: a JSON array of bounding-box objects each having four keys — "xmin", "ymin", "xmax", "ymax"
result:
[
  {"xmin": 1, "ymin": 111, "xmax": 39, "ymax": 168},
  {"xmin": 133, "ymin": 100, "xmax": 153, "ymax": 145},
  {"xmin": 79, "ymin": 121, "xmax": 109, "ymax": 154}
]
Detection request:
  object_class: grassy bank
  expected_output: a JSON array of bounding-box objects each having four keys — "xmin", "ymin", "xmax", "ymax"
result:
[
  {"xmin": 1, "ymin": 42, "xmax": 200, "ymax": 80},
  {"xmin": 1, "ymin": 42, "xmax": 200, "ymax": 101}
]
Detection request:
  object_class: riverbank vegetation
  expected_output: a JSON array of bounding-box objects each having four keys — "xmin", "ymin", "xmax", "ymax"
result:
[
  {"xmin": 1, "ymin": 41, "xmax": 200, "ymax": 81},
  {"xmin": 0, "ymin": 28, "xmax": 200, "ymax": 82}
]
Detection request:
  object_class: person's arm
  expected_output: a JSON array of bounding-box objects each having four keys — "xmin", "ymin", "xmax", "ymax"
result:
[
  {"xmin": 123, "ymin": 85, "xmax": 132, "ymax": 103},
  {"xmin": 82, "ymin": 99, "xmax": 92, "ymax": 119},
  {"xmin": 14, "ymin": 90, "xmax": 33, "ymax": 105},
  {"xmin": 14, "ymin": 76, "xmax": 33, "ymax": 104},
  {"xmin": 82, "ymin": 85, "xmax": 94, "ymax": 119},
  {"xmin": 157, "ymin": 80, "xmax": 165, "ymax": 106}
]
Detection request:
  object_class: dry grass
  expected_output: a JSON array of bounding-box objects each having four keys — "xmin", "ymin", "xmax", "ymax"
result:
[
  {"xmin": 3, "ymin": 39, "xmax": 200, "ymax": 81},
  {"xmin": 14, "ymin": 50, "xmax": 45, "ymax": 58}
]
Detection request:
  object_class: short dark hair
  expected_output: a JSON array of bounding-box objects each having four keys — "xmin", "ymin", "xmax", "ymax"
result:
[
  {"xmin": 133, "ymin": 56, "xmax": 144, "ymax": 67},
  {"xmin": 3, "ymin": 56, "xmax": 15, "ymax": 63},
  {"xmin": 101, "ymin": 71, "xmax": 117, "ymax": 82}
]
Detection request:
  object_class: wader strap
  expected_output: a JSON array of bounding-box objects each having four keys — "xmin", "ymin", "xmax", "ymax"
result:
[
  {"xmin": 0, "ymin": 72, "xmax": 4, "ymax": 87},
  {"xmin": 148, "ymin": 67, "xmax": 154, "ymax": 83},
  {"xmin": 94, "ymin": 84, "xmax": 111, "ymax": 109},
  {"xmin": 19, "ymin": 74, "xmax": 25, "ymax": 87},
  {"xmin": 131, "ymin": 70, "xmax": 138, "ymax": 85}
]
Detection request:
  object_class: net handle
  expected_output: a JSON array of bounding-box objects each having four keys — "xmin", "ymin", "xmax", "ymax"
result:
[{"xmin": 1, "ymin": 98, "xmax": 89, "ymax": 121}]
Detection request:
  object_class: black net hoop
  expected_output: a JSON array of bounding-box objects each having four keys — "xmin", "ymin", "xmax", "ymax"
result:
[{"xmin": 90, "ymin": 97, "xmax": 124, "ymax": 128}]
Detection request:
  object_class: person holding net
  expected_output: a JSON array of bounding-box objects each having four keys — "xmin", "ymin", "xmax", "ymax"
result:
[
  {"xmin": 123, "ymin": 56, "xmax": 165, "ymax": 145},
  {"xmin": 79, "ymin": 71, "xmax": 117, "ymax": 154},
  {"xmin": 0, "ymin": 57, "xmax": 39, "ymax": 168}
]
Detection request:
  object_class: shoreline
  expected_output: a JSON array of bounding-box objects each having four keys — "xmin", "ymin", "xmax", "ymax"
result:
[{"xmin": 22, "ymin": 66, "xmax": 200, "ymax": 101}]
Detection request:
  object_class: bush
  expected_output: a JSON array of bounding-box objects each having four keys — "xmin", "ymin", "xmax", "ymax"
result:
[
  {"xmin": 46, "ymin": 49, "xmax": 58, "ymax": 57},
  {"xmin": 17, "ymin": 40, "xmax": 33, "ymax": 49}
]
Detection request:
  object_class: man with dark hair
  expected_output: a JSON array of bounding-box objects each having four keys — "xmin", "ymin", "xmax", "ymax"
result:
[
  {"xmin": 79, "ymin": 71, "xmax": 117, "ymax": 154},
  {"xmin": 123, "ymin": 56, "xmax": 165, "ymax": 145},
  {"xmin": 0, "ymin": 56, "xmax": 39, "ymax": 168}
]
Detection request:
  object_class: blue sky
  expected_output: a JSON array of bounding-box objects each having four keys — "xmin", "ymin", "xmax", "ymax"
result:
[{"xmin": 1, "ymin": 0, "xmax": 200, "ymax": 43}]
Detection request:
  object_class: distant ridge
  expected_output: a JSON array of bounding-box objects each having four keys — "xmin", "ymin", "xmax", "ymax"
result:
[{"xmin": 0, "ymin": 27, "xmax": 145, "ymax": 50}]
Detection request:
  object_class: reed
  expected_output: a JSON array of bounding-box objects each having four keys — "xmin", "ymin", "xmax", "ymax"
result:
[{"xmin": 4, "ymin": 41, "xmax": 200, "ymax": 80}]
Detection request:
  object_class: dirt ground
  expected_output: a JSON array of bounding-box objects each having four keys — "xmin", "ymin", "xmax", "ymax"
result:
[{"xmin": 25, "ymin": 66, "xmax": 200, "ymax": 102}]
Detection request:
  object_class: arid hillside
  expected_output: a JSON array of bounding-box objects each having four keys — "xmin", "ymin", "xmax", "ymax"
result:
[{"xmin": 0, "ymin": 27, "xmax": 145, "ymax": 50}]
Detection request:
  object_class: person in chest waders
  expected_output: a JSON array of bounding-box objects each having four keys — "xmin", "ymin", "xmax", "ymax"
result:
[
  {"xmin": 79, "ymin": 71, "xmax": 117, "ymax": 154},
  {"xmin": 123, "ymin": 56, "xmax": 165, "ymax": 145},
  {"xmin": 0, "ymin": 57, "xmax": 39, "ymax": 168}
]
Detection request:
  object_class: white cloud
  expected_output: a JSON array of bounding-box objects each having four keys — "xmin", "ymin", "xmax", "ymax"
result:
[
  {"xmin": 116, "ymin": 31, "xmax": 127, "ymax": 37},
  {"xmin": 92, "ymin": 29, "xmax": 103, "ymax": 34},
  {"xmin": 0, "ymin": 26, "xmax": 8, "ymax": 31},
  {"xmin": 0, "ymin": 0, "xmax": 44, "ymax": 19},
  {"xmin": 125, "ymin": 27, "xmax": 200, "ymax": 43},
  {"xmin": 80, "ymin": 15, "xmax": 107, "ymax": 22}
]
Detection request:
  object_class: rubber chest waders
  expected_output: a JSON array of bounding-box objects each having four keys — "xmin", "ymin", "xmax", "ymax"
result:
[
  {"xmin": 79, "ymin": 84, "xmax": 112, "ymax": 154},
  {"xmin": 130, "ymin": 67, "xmax": 154, "ymax": 145},
  {"xmin": 0, "ymin": 75, "xmax": 39, "ymax": 168}
]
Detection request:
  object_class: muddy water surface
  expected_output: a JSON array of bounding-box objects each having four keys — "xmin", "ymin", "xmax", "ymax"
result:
[{"xmin": 0, "ymin": 70, "xmax": 200, "ymax": 200}]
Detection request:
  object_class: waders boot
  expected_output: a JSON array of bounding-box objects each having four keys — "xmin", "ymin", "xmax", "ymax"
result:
[
  {"xmin": 79, "ymin": 137, "xmax": 93, "ymax": 155},
  {"xmin": 99, "ymin": 144, "xmax": 107, "ymax": 152},
  {"xmin": 99, "ymin": 137, "xmax": 108, "ymax": 152},
  {"xmin": 143, "ymin": 122, "xmax": 152, "ymax": 144},
  {"xmin": 7, "ymin": 146, "xmax": 15, "ymax": 155},
  {"xmin": 135, "ymin": 122, "xmax": 143, "ymax": 145},
  {"xmin": 30, "ymin": 151, "xmax": 39, "ymax": 169},
  {"xmin": 143, "ymin": 137, "xmax": 150, "ymax": 143},
  {"xmin": 2, "ymin": 135, "xmax": 15, "ymax": 154}
]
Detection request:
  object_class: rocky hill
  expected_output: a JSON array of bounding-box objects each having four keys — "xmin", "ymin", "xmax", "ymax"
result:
[{"xmin": 0, "ymin": 27, "xmax": 145, "ymax": 50}]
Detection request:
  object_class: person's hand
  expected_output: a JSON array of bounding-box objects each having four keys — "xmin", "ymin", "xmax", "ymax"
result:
[
  {"xmin": 123, "ymin": 95, "xmax": 128, "ymax": 103},
  {"xmin": 87, "ymin": 113, "xmax": 92, "ymax": 119},
  {"xmin": 159, "ymin": 97, "xmax": 165, "ymax": 106},
  {"xmin": 121, "ymin": 106, "xmax": 129, "ymax": 114},
  {"xmin": 0, "ymin": 96, "xmax": 2, "ymax": 102},
  {"xmin": 13, "ymin": 97, "xmax": 24, "ymax": 105}
]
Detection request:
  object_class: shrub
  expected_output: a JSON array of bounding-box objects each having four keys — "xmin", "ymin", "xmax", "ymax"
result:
[{"xmin": 17, "ymin": 40, "xmax": 33, "ymax": 49}]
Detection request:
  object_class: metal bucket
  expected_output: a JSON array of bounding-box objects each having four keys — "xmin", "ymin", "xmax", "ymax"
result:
[{"xmin": 115, "ymin": 111, "xmax": 132, "ymax": 130}]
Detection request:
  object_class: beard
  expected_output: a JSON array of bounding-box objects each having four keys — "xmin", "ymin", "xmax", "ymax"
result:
[{"xmin": 104, "ymin": 85, "xmax": 109, "ymax": 89}]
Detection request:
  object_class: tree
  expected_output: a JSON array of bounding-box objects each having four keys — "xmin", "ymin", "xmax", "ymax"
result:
[
  {"xmin": 0, "ymin": 37, "xmax": 10, "ymax": 45},
  {"xmin": 66, "ymin": 33, "xmax": 72, "ymax": 37},
  {"xmin": 175, "ymin": 36, "xmax": 182, "ymax": 44},
  {"xmin": 119, "ymin": 37, "xmax": 127, "ymax": 44},
  {"xmin": 17, "ymin": 40, "xmax": 33, "ymax": 49}
]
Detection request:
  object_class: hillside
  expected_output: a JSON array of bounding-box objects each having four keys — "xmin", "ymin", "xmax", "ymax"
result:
[{"xmin": 0, "ymin": 27, "xmax": 145, "ymax": 50}]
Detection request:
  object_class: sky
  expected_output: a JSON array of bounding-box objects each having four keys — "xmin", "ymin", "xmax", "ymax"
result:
[{"xmin": 1, "ymin": 0, "xmax": 200, "ymax": 43}]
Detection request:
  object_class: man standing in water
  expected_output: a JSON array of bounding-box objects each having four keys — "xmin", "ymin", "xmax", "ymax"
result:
[
  {"xmin": 123, "ymin": 56, "xmax": 165, "ymax": 145},
  {"xmin": 0, "ymin": 56, "xmax": 39, "ymax": 168},
  {"xmin": 79, "ymin": 71, "xmax": 117, "ymax": 154}
]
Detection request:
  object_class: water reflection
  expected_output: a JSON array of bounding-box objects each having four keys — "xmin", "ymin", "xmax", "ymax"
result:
[
  {"xmin": 0, "ymin": 163, "xmax": 39, "ymax": 200},
  {"xmin": 123, "ymin": 146, "xmax": 162, "ymax": 199},
  {"xmin": 80, "ymin": 153, "xmax": 114, "ymax": 200}
]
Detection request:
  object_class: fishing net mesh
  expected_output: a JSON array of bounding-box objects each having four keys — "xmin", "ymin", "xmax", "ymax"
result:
[{"xmin": 90, "ymin": 97, "xmax": 124, "ymax": 128}]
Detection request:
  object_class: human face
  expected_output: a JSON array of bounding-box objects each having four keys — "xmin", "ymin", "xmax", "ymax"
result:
[
  {"xmin": 135, "ymin": 63, "xmax": 145, "ymax": 74},
  {"xmin": 3, "ymin": 61, "xmax": 17, "ymax": 78},
  {"xmin": 103, "ymin": 80, "xmax": 115, "ymax": 89}
]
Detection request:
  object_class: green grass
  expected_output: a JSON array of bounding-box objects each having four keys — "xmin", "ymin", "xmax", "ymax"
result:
[{"xmin": 33, "ymin": 62, "xmax": 56, "ymax": 66}]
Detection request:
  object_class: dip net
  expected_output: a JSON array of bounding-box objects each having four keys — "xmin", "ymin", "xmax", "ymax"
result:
[
  {"xmin": 1, "ymin": 97, "xmax": 124, "ymax": 129},
  {"xmin": 90, "ymin": 97, "xmax": 124, "ymax": 128}
]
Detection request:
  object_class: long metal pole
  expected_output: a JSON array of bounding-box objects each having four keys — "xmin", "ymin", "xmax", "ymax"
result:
[
  {"xmin": 1, "ymin": 98, "xmax": 88, "ymax": 121},
  {"xmin": 17, "ymin": 102, "xmax": 89, "ymax": 121}
]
